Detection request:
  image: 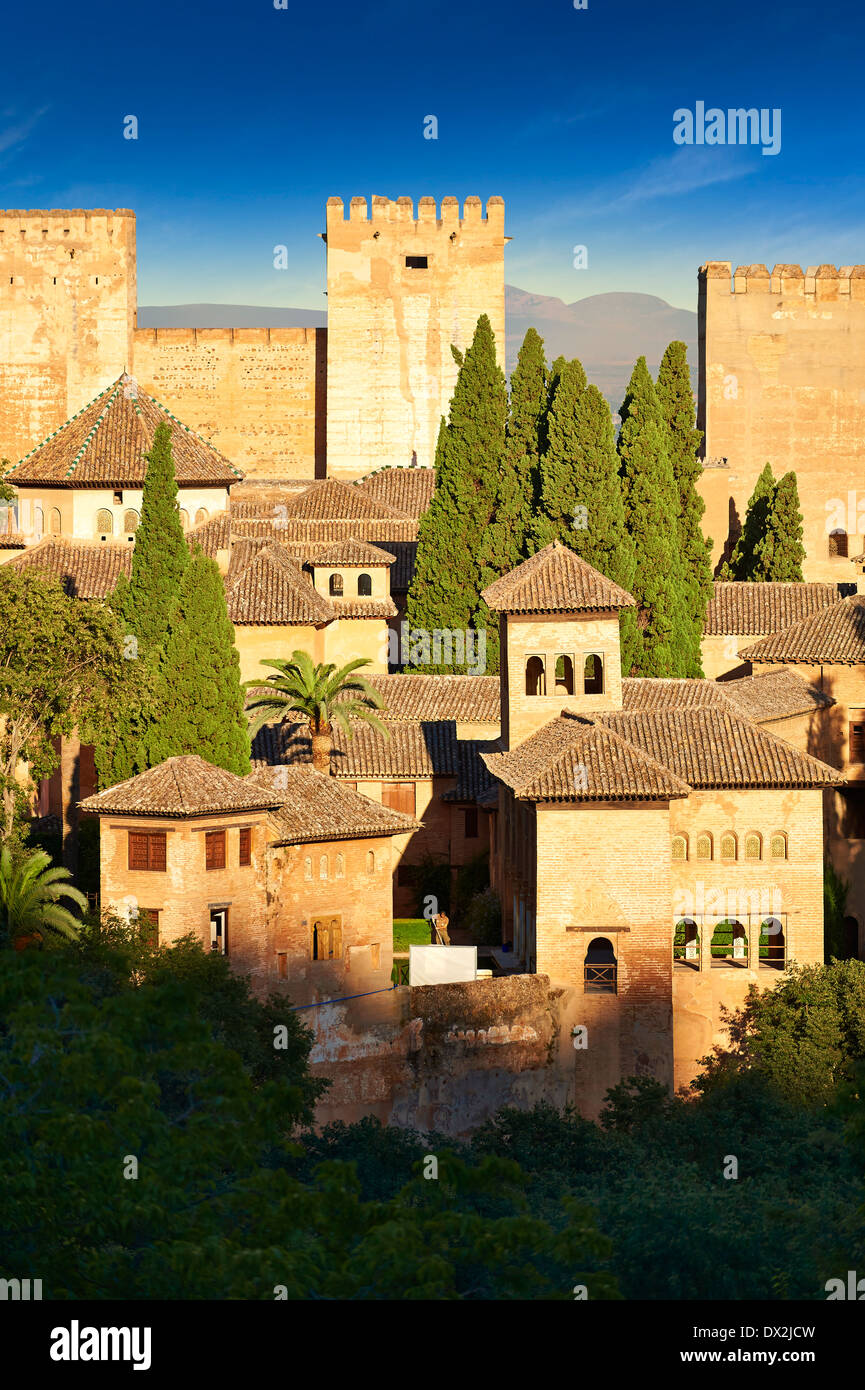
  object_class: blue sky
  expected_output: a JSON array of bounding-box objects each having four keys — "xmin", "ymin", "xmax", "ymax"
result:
[{"xmin": 1, "ymin": 0, "xmax": 862, "ymax": 312}]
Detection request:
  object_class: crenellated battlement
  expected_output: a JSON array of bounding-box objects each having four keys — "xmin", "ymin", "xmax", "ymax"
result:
[
  {"xmin": 701, "ymin": 259, "xmax": 865, "ymax": 299},
  {"xmin": 326, "ymin": 194, "xmax": 505, "ymax": 230}
]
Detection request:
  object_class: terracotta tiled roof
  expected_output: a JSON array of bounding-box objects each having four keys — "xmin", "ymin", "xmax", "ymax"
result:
[
  {"xmin": 482, "ymin": 541, "xmax": 636, "ymax": 614},
  {"xmin": 229, "ymin": 516, "xmax": 419, "ymax": 545},
  {"xmin": 623, "ymin": 673, "xmax": 832, "ymax": 723},
  {"xmin": 718, "ymin": 669, "xmax": 834, "ymax": 722},
  {"xmin": 483, "ymin": 713, "xmax": 691, "ymax": 802},
  {"xmin": 0, "ymin": 533, "xmax": 26, "ymax": 548},
  {"xmin": 79, "ymin": 755, "xmax": 281, "ymax": 817},
  {"xmin": 224, "ymin": 544, "xmax": 334, "ymax": 625},
  {"xmin": 441, "ymin": 738, "xmax": 498, "ymax": 802},
  {"xmin": 704, "ymin": 581, "xmax": 838, "ymax": 636},
  {"xmin": 365, "ymin": 674, "xmax": 500, "ymax": 723},
  {"xmin": 188, "ymin": 512, "xmax": 230, "ymax": 555},
  {"xmin": 740, "ymin": 595, "xmax": 865, "ymax": 665},
  {"xmin": 382, "ymin": 541, "xmax": 417, "ymax": 592},
  {"xmin": 355, "ymin": 467, "xmax": 436, "ymax": 519},
  {"xmin": 599, "ymin": 709, "xmax": 842, "ymax": 789},
  {"xmin": 7, "ymin": 376, "xmax": 242, "ymax": 487},
  {"xmin": 281, "ymin": 478, "xmax": 410, "ymax": 521},
  {"xmin": 308, "ymin": 537, "xmax": 395, "ymax": 566},
  {"xmin": 330, "ymin": 597, "xmax": 398, "ymax": 619},
  {"xmin": 6, "ymin": 536, "xmax": 132, "ymax": 597},
  {"xmin": 249, "ymin": 767, "xmax": 420, "ymax": 843}
]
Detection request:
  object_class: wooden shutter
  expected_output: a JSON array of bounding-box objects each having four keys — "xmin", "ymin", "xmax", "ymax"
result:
[
  {"xmin": 849, "ymin": 721, "xmax": 865, "ymax": 764},
  {"xmin": 129, "ymin": 831, "xmax": 148, "ymax": 871},
  {"xmin": 238, "ymin": 827, "xmax": 251, "ymax": 866},
  {"xmin": 148, "ymin": 833, "xmax": 166, "ymax": 871},
  {"xmin": 329, "ymin": 917, "xmax": 342, "ymax": 960},
  {"xmin": 205, "ymin": 830, "xmax": 226, "ymax": 870},
  {"xmin": 383, "ymin": 782, "xmax": 416, "ymax": 816}
]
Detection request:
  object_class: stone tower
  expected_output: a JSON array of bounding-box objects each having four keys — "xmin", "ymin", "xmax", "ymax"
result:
[
  {"xmin": 0, "ymin": 209, "xmax": 136, "ymax": 464},
  {"xmin": 323, "ymin": 195, "xmax": 507, "ymax": 479}
]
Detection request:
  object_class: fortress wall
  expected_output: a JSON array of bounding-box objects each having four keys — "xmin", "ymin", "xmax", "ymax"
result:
[
  {"xmin": 698, "ymin": 261, "xmax": 865, "ymax": 582},
  {"xmin": 0, "ymin": 209, "xmax": 136, "ymax": 463},
  {"xmin": 325, "ymin": 196, "xmax": 506, "ymax": 479},
  {"xmin": 132, "ymin": 326, "xmax": 326, "ymax": 479}
]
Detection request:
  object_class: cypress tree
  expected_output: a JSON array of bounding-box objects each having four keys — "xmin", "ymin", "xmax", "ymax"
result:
[
  {"xmin": 406, "ymin": 314, "xmax": 507, "ymax": 672},
  {"xmin": 145, "ymin": 551, "xmax": 251, "ymax": 775},
  {"xmin": 532, "ymin": 358, "xmax": 588, "ymax": 550},
  {"xmin": 127, "ymin": 422, "xmax": 189, "ymax": 653},
  {"xmin": 655, "ymin": 341, "xmax": 712, "ymax": 675},
  {"xmin": 755, "ymin": 470, "xmax": 806, "ymax": 581},
  {"xmin": 719, "ymin": 463, "xmax": 775, "ymax": 580},
  {"xmin": 478, "ymin": 327, "xmax": 548, "ymax": 585},
  {"xmin": 618, "ymin": 357, "xmax": 692, "ymax": 677}
]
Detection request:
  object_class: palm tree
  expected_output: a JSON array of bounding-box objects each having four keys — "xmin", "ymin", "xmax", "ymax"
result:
[
  {"xmin": 0, "ymin": 845, "xmax": 88, "ymax": 948},
  {"xmin": 244, "ymin": 651, "xmax": 389, "ymax": 773}
]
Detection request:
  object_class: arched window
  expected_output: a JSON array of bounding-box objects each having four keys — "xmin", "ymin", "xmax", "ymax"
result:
[
  {"xmin": 744, "ymin": 832, "xmax": 762, "ymax": 861},
  {"xmin": 583, "ymin": 653, "xmax": 604, "ymax": 695},
  {"xmin": 584, "ymin": 937, "xmax": 617, "ymax": 993},
  {"xmin": 720, "ymin": 832, "xmax": 738, "ymax": 861},
  {"xmin": 303, "ymin": 856, "xmax": 312, "ymax": 881},
  {"xmin": 829, "ymin": 528, "xmax": 848, "ymax": 558},
  {"xmin": 760, "ymin": 917, "xmax": 786, "ymax": 968},
  {"xmin": 671, "ymin": 834, "xmax": 688, "ymax": 861},
  {"xmin": 554, "ymin": 654, "xmax": 574, "ymax": 695},
  {"xmin": 195, "ymin": 507, "xmax": 209, "ymax": 526},
  {"xmin": 123, "ymin": 508, "xmax": 139, "ymax": 534},
  {"xmin": 95, "ymin": 508, "xmax": 113, "ymax": 536},
  {"xmin": 34, "ymin": 505, "xmax": 44, "ymax": 537},
  {"xmin": 357, "ymin": 573, "xmax": 372, "ymax": 596},
  {"xmin": 179, "ymin": 509, "xmax": 190, "ymax": 531},
  {"xmin": 366, "ymin": 850, "xmax": 375, "ymax": 875},
  {"xmin": 525, "ymin": 655, "xmax": 545, "ymax": 696},
  {"xmin": 335, "ymin": 852, "xmax": 345, "ymax": 879},
  {"xmin": 674, "ymin": 918, "xmax": 699, "ymax": 966},
  {"xmin": 696, "ymin": 833, "xmax": 713, "ymax": 861},
  {"xmin": 319, "ymin": 854, "xmax": 328, "ymax": 880},
  {"xmin": 329, "ymin": 572, "xmax": 343, "ymax": 597},
  {"xmin": 770, "ymin": 832, "xmax": 788, "ymax": 860},
  {"xmin": 712, "ymin": 920, "xmax": 747, "ymax": 966},
  {"xmin": 49, "ymin": 507, "xmax": 62, "ymax": 535}
]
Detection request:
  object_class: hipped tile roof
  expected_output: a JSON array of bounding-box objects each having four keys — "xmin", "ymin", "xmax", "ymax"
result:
[
  {"xmin": 704, "ymin": 581, "xmax": 838, "ymax": 636},
  {"xmin": 249, "ymin": 766, "xmax": 420, "ymax": 843},
  {"xmin": 6, "ymin": 536, "xmax": 132, "ymax": 597},
  {"xmin": 308, "ymin": 537, "xmax": 395, "ymax": 567},
  {"xmin": 364, "ymin": 674, "xmax": 500, "ymax": 723},
  {"xmin": 281, "ymin": 477, "xmax": 410, "ymax": 521},
  {"xmin": 718, "ymin": 669, "xmax": 833, "ymax": 722},
  {"xmin": 599, "ymin": 708, "xmax": 841, "ymax": 789},
  {"xmin": 482, "ymin": 541, "xmax": 636, "ymax": 614},
  {"xmin": 8, "ymin": 376, "xmax": 242, "ymax": 487},
  {"xmin": 224, "ymin": 544, "xmax": 335, "ymax": 625},
  {"xmin": 79, "ymin": 755, "xmax": 281, "ymax": 817},
  {"xmin": 355, "ymin": 467, "xmax": 436, "ymax": 519},
  {"xmin": 740, "ymin": 595, "xmax": 865, "ymax": 665},
  {"xmin": 483, "ymin": 713, "xmax": 691, "ymax": 803}
]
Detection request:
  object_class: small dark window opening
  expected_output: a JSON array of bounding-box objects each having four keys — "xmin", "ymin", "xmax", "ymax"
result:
[
  {"xmin": 239, "ymin": 827, "xmax": 251, "ymax": 866},
  {"xmin": 210, "ymin": 908, "xmax": 228, "ymax": 955},
  {"xmin": 358, "ymin": 573, "xmax": 372, "ymax": 596},
  {"xmin": 829, "ymin": 529, "xmax": 848, "ymax": 558},
  {"xmin": 584, "ymin": 653, "xmax": 604, "ymax": 695},
  {"xmin": 585, "ymin": 937, "xmax": 617, "ymax": 993},
  {"xmin": 464, "ymin": 807, "xmax": 479, "ymax": 839},
  {"xmin": 526, "ymin": 655, "xmax": 546, "ymax": 696},
  {"xmin": 329, "ymin": 573, "xmax": 343, "ymax": 596},
  {"xmin": 113, "ymin": 490, "xmax": 123, "ymax": 505},
  {"xmin": 850, "ymin": 721, "xmax": 865, "ymax": 765},
  {"xmin": 405, "ymin": 255, "xmax": 429, "ymax": 269}
]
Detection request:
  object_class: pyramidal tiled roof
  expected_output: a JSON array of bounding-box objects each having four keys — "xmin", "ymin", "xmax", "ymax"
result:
[
  {"xmin": 7, "ymin": 376, "xmax": 242, "ymax": 488},
  {"xmin": 740, "ymin": 595, "xmax": 865, "ymax": 664},
  {"xmin": 79, "ymin": 755, "xmax": 281, "ymax": 817},
  {"xmin": 705, "ymin": 581, "xmax": 839, "ymax": 636},
  {"xmin": 308, "ymin": 537, "xmax": 395, "ymax": 567},
  {"xmin": 282, "ymin": 477, "xmax": 410, "ymax": 521},
  {"xmin": 249, "ymin": 767, "xmax": 420, "ymax": 844},
  {"xmin": 482, "ymin": 541, "xmax": 637, "ymax": 614},
  {"xmin": 483, "ymin": 713, "xmax": 691, "ymax": 803},
  {"xmin": 224, "ymin": 544, "xmax": 335, "ymax": 625},
  {"xmin": 355, "ymin": 467, "xmax": 436, "ymax": 519}
]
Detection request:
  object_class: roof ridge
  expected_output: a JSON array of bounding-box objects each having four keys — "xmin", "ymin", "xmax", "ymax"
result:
[{"xmin": 5, "ymin": 378, "xmax": 119, "ymax": 473}]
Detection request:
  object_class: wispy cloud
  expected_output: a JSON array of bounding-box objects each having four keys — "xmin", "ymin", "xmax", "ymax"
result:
[{"xmin": 0, "ymin": 107, "xmax": 49, "ymax": 161}]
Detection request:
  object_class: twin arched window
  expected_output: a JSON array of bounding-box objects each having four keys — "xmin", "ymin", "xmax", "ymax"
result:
[
  {"xmin": 524, "ymin": 652, "xmax": 605, "ymax": 697},
  {"xmin": 123, "ymin": 509, "xmax": 139, "ymax": 534}
]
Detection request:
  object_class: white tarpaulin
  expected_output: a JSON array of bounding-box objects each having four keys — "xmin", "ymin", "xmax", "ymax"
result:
[{"xmin": 409, "ymin": 945, "xmax": 478, "ymax": 987}]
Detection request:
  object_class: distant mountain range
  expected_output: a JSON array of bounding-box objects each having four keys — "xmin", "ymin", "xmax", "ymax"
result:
[{"xmin": 138, "ymin": 288, "xmax": 698, "ymax": 411}]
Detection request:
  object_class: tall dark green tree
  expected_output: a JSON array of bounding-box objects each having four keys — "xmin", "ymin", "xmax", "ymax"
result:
[
  {"xmin": 618, "ymin": 357, "xmax": 692, "ymax": 676},
  {"xmin": 719, "ymin": 463, "xmax": 776, "ymax": 580},
  {"xmin": 126, "ymin": 422, "xmax": 189, "ymax": 653},
  {"xmin": 655, "ymin": 342, "xmax": 712, "ymax": 675},
  {"xmin": 477, "ymin": 328, "xmax": 548, "ymax": 589},
  {"xmin": 406, "ymin": 315, "xmax": 507, "ymax": 671},
  {"xmin": 532, "ymin": 358, "xmax": 588, "ymax": 550},
  {"xmin": 755, "ymin": 470, "xmax": 806, "ymax": 581},
  {"xmin": 145, "ymin": 550, "xmax": 251, "ymax": 775}
]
